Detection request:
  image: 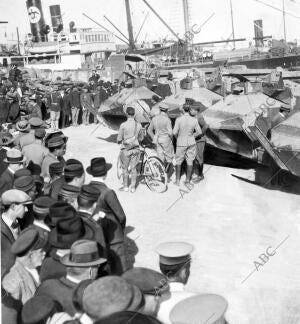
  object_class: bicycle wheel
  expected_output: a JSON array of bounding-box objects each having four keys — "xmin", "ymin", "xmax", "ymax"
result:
[{"xmin": 143, "ymin": 156, "xmax": 168, "ymax": 193}]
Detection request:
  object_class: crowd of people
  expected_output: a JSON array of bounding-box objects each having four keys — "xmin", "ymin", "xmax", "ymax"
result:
[{"xmin": 0, "ymin": 66, "xmax": 228, "ymax": 324}]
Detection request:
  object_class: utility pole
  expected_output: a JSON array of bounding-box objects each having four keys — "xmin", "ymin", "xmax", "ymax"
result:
[
  {"xmin": 124, "ymin": 0, "xmax": 135, "ymax": 50},
  {"xmin": 16, "ymin": 27, "xmax": 21, "ymax": 55},
  {"xmin": 230, "ymin": 0, "xmax": 236, "ymax": 49},
  {"xmin": 282, "ymin": 0, "xmax": 287, "ymax": 43}
]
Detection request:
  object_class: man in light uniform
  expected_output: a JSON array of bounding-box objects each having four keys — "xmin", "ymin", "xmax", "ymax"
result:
[
  {"xmin": 173, "ymin": 104, "xmax": 201, "ymax": 190},
  {"xmin": 156, "ymin": 241, "xmax": 195, "ymax": 324},
  {"xmin": 148, "ymin": 102, "xmax": 174, "ymax": 181}
]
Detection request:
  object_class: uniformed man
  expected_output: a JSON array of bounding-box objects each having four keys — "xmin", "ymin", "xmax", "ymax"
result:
[
  {"xmin": 173, "ymin": 104, "xmax": 201, "ymax": 190},
  {"xmin": 190, "ymin": 105, "xmax": 208, "ymax": 183},
  {"xmin": 156, "ymin": 241, "xmax": 195, "ymax": 324},
  {"xmin": 148, "ymin": 102, "xmax": 174, "ymax": 181},
  {"xmin": 41, "ymin": 136, "xmax": 66, "ymax": 181},
  {"xmin": 117, "ymin": 106, "xmax": 142, "ymax": 193},
  {"xmin": 49, "ymin": 86, "xmax": 62, "ymax": 130}
]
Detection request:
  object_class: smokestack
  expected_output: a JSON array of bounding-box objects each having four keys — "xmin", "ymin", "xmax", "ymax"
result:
[
  {"xmin": 26, "ymin": 0, "xmax": 49, "ymax": 42},
  {"xmin": 254, "ymin": 19, "xmax": 263, "ymax": 47},
  {"xmin": 49, "ymin": 5, "xmax": 63, "ymax": 33}
]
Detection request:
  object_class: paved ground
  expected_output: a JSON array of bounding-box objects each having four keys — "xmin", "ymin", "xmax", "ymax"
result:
[{"xmin": 64, "ymin": 123, "xmax": 300, "ymax": 324}]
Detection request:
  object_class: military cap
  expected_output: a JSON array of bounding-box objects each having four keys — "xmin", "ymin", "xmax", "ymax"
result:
[
  {"xmin": 16, "ymin": 120, "xmax": 30, "ymax": 132},
  {"xmin": 14, "ymin": 168, "xmax": 32, "ymax": 179},
  {"xmin": 82, "ymin": 276, "xmax": 143, "ymax": 320},
  {"xmin": 47, "ymin": 136, "xmax": 65, "ymax": 148},
  {"xmin": 59, "ymin": 184, "xmax": 80, "ymax": 200},
  {"xmin": 64, "ymin": 164, "xmax": 84, "ymax": 178},
  {"xmin": 66, "ymin": 158, "xmax": 82, "ymax": 166},
  {"xmin": 122, "ymin": 267, "xmax": 169, "ymax": 296},
  {"xmin": 49, "ymin": 162, "xmax": 64, "ymax": 177},
  {"xmin": 169, "ymin": 294, "xmax": 228, "ymax": 324},
  {"xmin": 159, "ymin": 103, "xmax": 169, "ymax": 112},
  {"xmin": 34, "ymin": 128, "xmax": 46, "ymax": 139},
  {"xmin": 126, "ymin": 106, "xmax": 135, "ymax": 116},
  {"xmin": 4, "ymin": 148, "xmax": 25, "ymax": 164},
  {"xmin": 156, "ymin": 242, "xmax": 194, "ymax": 266},
  {"xmin": 1, "ymin": 189, "xmax": 31, "ymax": 206},
  {"xmin": 79, "ymin": 185, "xmax": 100, "ymax": 202},
  {"xmin": 29, "ymin": 117, "xmax": 43, "ymax": 127},
  {"xmin": 14, "ymin": 175, "xmax": 35, "ymax": 192},
  {"xmin": 33, "ymin": 196, "xmax": 56, "ymax": 216},
  {"xmin": 22, "ymin": 295, "xmax": 57, "ymax": 324},
  {"xmin": 11, "ymin": 228, "xmax": 47, "ymax": 257},
  {"xmin": 94, "ymin": 311, "xmax": 162, "ymax": 324}
]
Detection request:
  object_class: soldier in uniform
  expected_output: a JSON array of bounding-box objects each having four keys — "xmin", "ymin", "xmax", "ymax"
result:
[
  {"xmin": 156, "ymin": 242, "xmax": 195, "ymax": 324},
  {"xmin": 148, "ymin": 102, "xmax": 174, "ymax": 181},
  {"xmin": 117, "ymin": 107, "xmax": 142, "ymax": 193},
  {"xmin": 190, "ymin": 105, "xmax": 208, "ymax": 183},
  {"xmin": 49, "ymin": 86, "xmax": 62, "ymax": 130},
  {"xmin": 173, "ymin": 104, "xmax": 201, "ymax": 190}
]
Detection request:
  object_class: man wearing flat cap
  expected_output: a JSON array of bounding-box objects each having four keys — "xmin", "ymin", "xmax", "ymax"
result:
[
  {"xmin": 41, "ymin": 135, "xmax": 66, "ymax": 180},
  {"xmin": 22, "ymin": 128, "xmax": 49, "ymax": 167},
  {"xmin": 2, "ymin": 228, "xmax": 47, "ymax": 304},
  {"xmin": 1, "ymin": 189, "xmax": 32, "ymax": 274},
  {"xmin": 148, "ymin": 102, "xmax": 174, "ymax": 181},
  {"xmin": 0, "ymin": 148, "xmax": 25, "ymax": 195},
  {"xmin": 37, "ymin": 239, "xmax": 107, "ymax": 316},
  {"xmin": 19, "ymin": 117, "xmax": 44, "ymax": 149},
  {"xmin": 156, "ymin": 241, "xmax": 196, "ymax": 324}
]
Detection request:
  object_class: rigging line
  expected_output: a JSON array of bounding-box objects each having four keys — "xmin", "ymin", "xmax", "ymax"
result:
[{"xmin": 252, "ymin": 0, "xmax": 300, "ymax": 18}]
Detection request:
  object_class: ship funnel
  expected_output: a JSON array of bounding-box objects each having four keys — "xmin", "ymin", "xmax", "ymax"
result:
[
  {"xmin": 26, "ymin": 0, "xmax": 49, "ymax": 42},
  {"xmin": 50, "ymin": 4, "xmax": 63, "ymax": 33}
]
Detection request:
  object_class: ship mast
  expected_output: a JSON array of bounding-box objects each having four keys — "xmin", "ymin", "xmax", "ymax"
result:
[
  {"xmin": 282, "ymin": 0, "xmax": 287, "ymax": 43},
  {"xmin": 230, "ymin": 0, "xmax": 236, "ymax": 49},
  {"xmin": 124, "ymin": 0, "xmax": 135, "ymax": 50}
]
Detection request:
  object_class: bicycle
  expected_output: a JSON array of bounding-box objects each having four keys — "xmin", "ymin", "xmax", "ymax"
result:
[{"xmin": 117, "ymin": 144, "xmax": 168, "ymax": 193}]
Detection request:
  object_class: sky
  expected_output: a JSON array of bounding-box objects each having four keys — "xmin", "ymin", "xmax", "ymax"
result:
[{"xmin": 0, "ymin": 0, "xmax": 300, "ymax": 47}]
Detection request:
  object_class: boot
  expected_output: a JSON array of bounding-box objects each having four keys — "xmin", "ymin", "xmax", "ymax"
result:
[
  {"xmin": 174, "ymin": 165, "xmax": 181, "ymax": 186},
  {"xmin": 119, "ymin": 174, "xmax": 129, "ymax": 192},
  {"xmin": 184, "ymin": 165, "xmax": 194, "ymax": 190}
]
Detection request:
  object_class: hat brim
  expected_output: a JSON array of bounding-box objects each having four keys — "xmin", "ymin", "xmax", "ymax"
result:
[
  {"xmin": 60, "ymin": 254, "xmax": 107, "ymax": 267},
  {"xmin": 3, "ymin": 157, "xmax": 26, "ymax": 163},
  {"xmin": 86, "ymin": 163, "xmax": 112, "ymax": 176}
]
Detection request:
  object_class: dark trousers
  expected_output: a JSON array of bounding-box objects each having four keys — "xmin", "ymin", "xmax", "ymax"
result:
[
  {"xmin": 60, "ymin": 112, "xmax": 70, "ymax": 128},
  {"xmin": 108, "ymin": 242, "xmax": 127, "ymax": 275}
]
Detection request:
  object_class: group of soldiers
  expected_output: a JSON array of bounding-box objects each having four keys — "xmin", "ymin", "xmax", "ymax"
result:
[
  {"xmin": 0, "ymin": 115, "xmax": 227, "ymax": 324},
  {"xmin": 118, "ymin": 97, "xmax": 208, "ymax": 192}
]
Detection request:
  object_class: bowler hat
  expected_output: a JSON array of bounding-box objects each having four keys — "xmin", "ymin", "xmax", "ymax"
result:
[
  {"xmin": 86, "ymin": 157, "xmax": 112, "ymax": 177},
  {"xmin": 11, "ymin": 228, "xmax": 47, "ymax": 257},
  {"xmin": 34, "ymin": 128, "xmax": 46, "ymax": 139},
  {"xmin": 14, "ymin": 168, "xmax": 32, "ymax": 179},
  {"xmin": 49, "ymin": 214, "xmax": 97, "ymax": 249},
  {"xmin": 83, "ymin": 276, "xmax": 143, "ymax": 320},
  {"xmin": 14, "ymin": 175, "xmax": 35, "ymax": 192},
  {"xmin": 122, "ymin": 267, "xmax": 169, "ymax": 296},
  {"xmin": 0, "ymin": 132, "xmax": 14, "ymax": 147},
  {"xmin": 66, "ymin": 158, "xmax": 82, "ymax": 166},
  {"xmin": 94, "ymin": 311, "xmax": 162, "ymax": 324},
  {"xmin": 60, "ymin": 240, "xmax": 107, "ymax": 267},
  {"xmin": 49, "ymin": 201, "xmax": 75, "ymax": 226},
  {"xmin": 22, "ymin": 296, "xmax": 57, "ymax": 324},
  {"xmin": 4, "ymin": 148, "xmax": 25, "ymax": 164},
  {"xmin": 16, "ymin": 120, "xmax": 30, "ymax": 132}
]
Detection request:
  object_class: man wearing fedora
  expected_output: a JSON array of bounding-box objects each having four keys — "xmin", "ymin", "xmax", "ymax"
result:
[
  {"xmin": 87, "ymin": 157, "xmax": 127, "ymax": 275},
  {"xmin": 59, "ymin": 87, "xmax": 71, "ymax": 129},
  {"xmin": 14, "ymin": 120, "xmax": 30, "ymax": 149},
  {"xmin": 1, "ymin": 189, "xmax": 32, "ymax": 275},
  {"xmin": 2, "ymin": 228, "xmax": 47, "ymax": 304},
  {"xmin": 0, "ymin": 148, "xmax": 25, "ymax": 196},
  {"xmin": 22, "ymin": 128, "xmax": 49, "ymax": 167},
  {"xmin": 36, "ymin": 239, "xmax": 107, "ymax": 316}
]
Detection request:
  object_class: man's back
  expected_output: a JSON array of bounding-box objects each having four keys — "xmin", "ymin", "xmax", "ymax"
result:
[
  {"xmin": 149, "ymin": 114, "xmax": 172, "ymax": 140},
  {"xmin": 22, "ymin": 142, "xmax": 49, "ymax": 166},
  {"xmin": 173, "ymin": 114, "xmax": 200, "ymax": 147},
  {"xmin": 117, "ymin": 119, "xmax": 142, "ymax": 148}
]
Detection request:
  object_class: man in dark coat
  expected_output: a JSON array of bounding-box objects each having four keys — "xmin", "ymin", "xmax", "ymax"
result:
[
  {"xmin": 49, "ymin": 86, "xmax": 62, "ymax": 130},
  {"xmin": 6, "ymin": 86, "xmax": 20, "ymax": 124},
  {"xmin": 70, "ymin": 87, "xmax": 81, "ymax": 126},
  {"xmin": 0, "ymin": 87, "xmax": 9, "ymax": 124},
  {"xmin": 37, "ymin": 240, "xmax": 107, "ymax": 315},
  {"xmin": 87, "ymin": 157, "xmax": 127, "ymax": 275},
  {"xmin": 1, "ymin": 189, "xmax": 31, "ymax": 275},
  {"xmin": 59, "ymin": 88, "xmax": 71, "ymax": 128}
]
